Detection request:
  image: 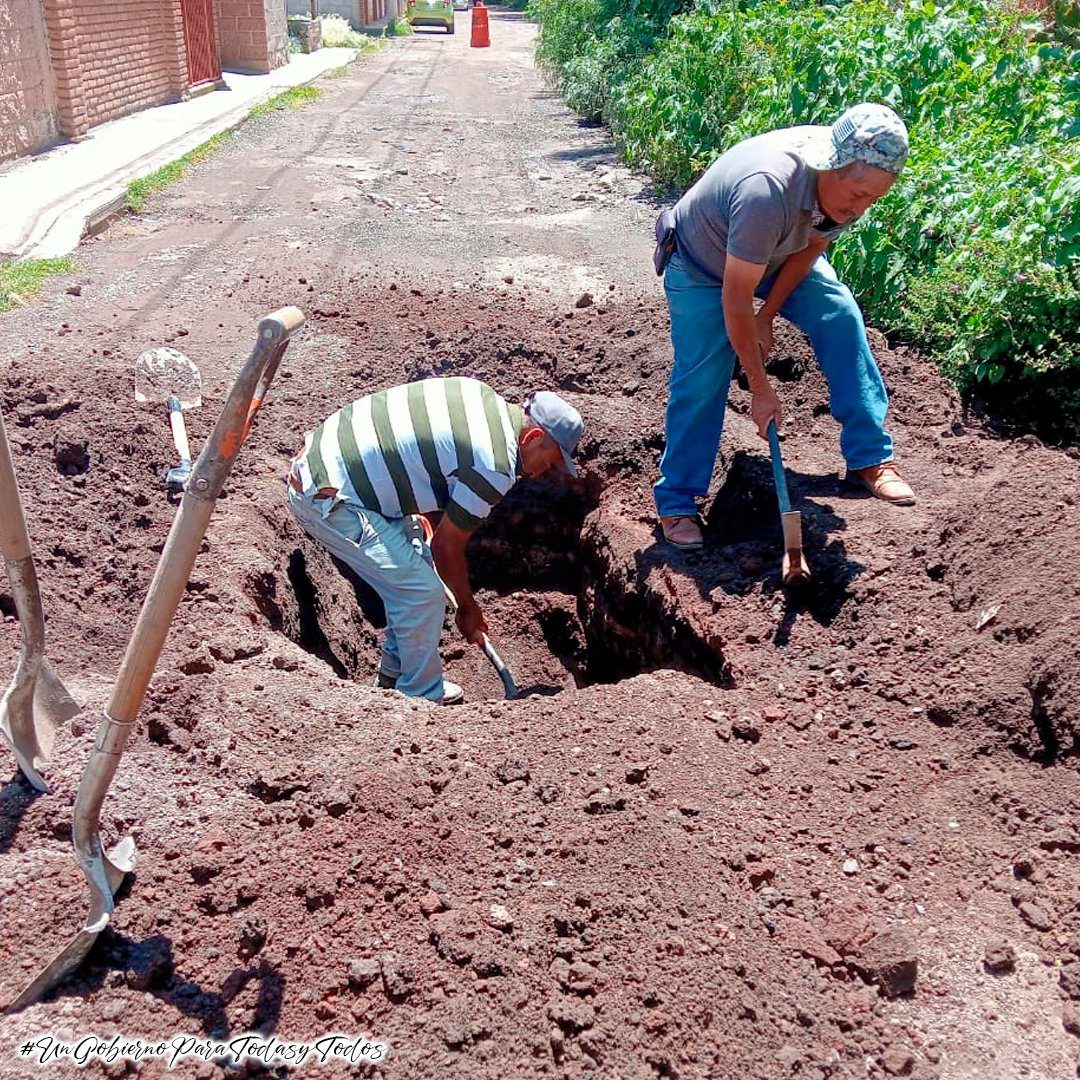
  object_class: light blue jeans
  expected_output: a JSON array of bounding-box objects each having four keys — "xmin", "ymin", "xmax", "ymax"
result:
[
  {"xmin": 653, "ymin": 250, "xmax": 894, "ymax": 518},
  {"xmin": 287, "ymin": 488, "xmax": 447, "ymax": 701}
]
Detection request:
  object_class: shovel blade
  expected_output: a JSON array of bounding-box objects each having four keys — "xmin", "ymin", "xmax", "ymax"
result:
[
  {"xmin": 134, "ymin": 347, "xmax": 202, "ymax": 409},
  {"xmin": 1, "ymin": 661, "xmax": 77, "ymax": 792},
  {"xmin": 33, "ymin": 661, "xmax": 80, "ymax": 753},
  {"xmin": 781, "ymin": 548, "xmax": 813, "ymax": 589},
  {"xmin": 6, "ymin": 927, "xmax": 101, "ymax": 1013},
  {"xmin": 5, "ymin": 836, "xmax": 135, "ymax": 1013}
]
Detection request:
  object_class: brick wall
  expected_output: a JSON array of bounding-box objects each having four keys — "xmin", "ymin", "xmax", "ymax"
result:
[
  {"xmin": 41, "ymin": 0, "xmax": 189, "ymax": 139},
  {"xmin": 218, "ymin": 0, "xmax": 288, "ymax": 73},
  {"xmin": 0, "ymin": 0, "xmax": 60, "ymax": 161}
]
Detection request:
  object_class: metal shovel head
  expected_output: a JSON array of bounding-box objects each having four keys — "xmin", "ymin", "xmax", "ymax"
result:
[
  {"xmin": 780, "ymin": 511, "xmax": 812, "ymax": 589},
  {"xmin": 480, "ymin": 634, "xmax": 518, "ymax": 700},
  {"xmin": 134, "ymin": 347, "xmax": 202, "ymax": 409},
  {"xmin": 5, "ymin": 836, "xmax": 136, "ymax": 1013},
  {"xmin": 0, "ymin": 660, "xmax": 79, "ymax": 792}
]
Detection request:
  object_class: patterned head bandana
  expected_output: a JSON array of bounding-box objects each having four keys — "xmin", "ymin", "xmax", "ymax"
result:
[{"xmin": 796, "ymin": 103, "xmax": 910, "ymax": 175}]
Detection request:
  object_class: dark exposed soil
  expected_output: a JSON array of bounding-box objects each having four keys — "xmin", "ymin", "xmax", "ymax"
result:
[{"xmin": 1, "ymin": 13, "xmax": 1078, "ymax": 1080}]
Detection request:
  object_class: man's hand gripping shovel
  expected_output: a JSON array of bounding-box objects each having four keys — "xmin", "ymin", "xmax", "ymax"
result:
[
  {"xmin": 409, "ymin": 515, "xmax": 519, "ymax": 700},
  {"xmin": 6, "ymin": 307, "xmax": 305, "ymax": 1013},
  {"xmin": 0, "ymin": 408, "xmax": 79, "ymax": 793}
]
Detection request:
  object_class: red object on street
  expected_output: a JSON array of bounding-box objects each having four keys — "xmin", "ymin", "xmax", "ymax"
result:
[{"xmin": 471, "ymin": 0, "xmax": 490, "ymax": 47}]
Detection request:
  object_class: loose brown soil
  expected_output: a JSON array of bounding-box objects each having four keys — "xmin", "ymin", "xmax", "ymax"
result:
[{"xmin": 1, "ymin": 14, "xmax": 1078, "ymax": 1080}]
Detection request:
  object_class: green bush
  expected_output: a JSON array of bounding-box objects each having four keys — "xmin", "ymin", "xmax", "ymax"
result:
[
  {"xmin": 532, "ymin": 0, "xmax": 1080, "ymax": 440},
  {"xmin": 529, "ymin": 0, "xmax": 689, "ymax": 122},
  {"xmin": 321, "ymin": 13, "xmax": 366, "ymax": 47}
]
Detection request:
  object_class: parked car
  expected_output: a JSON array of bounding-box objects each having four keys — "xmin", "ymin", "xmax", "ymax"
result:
[
  {"xmin": 406, "ymin": 0, "xmax": 455, "ymax": 32},
  {"xmin": 451, "ymin": 0, "xmax": 470, "ymax": 10}
]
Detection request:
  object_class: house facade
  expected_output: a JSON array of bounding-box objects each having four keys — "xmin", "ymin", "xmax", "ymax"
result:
[{"xmin": 0, "ymin": 0, "xmax": 289, "ymax": 164}]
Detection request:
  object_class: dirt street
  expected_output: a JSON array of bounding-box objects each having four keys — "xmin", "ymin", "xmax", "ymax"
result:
[{"xmin": 1, "ymin": 12, "xmax": 1078, "ymax": 1080}]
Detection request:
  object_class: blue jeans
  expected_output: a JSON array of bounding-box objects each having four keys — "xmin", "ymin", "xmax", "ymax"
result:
[
  {"xmin": 287, "ymin": 488, "xmax": 447, "ymax": 701},
  {"xmin": 653, "ymin": 250, "xmax": 893, "ymax": 518}
]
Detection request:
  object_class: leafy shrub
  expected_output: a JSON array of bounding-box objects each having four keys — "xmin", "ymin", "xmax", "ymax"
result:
[
  {"xmin": 529, "ymin": 0, "xmax": 690, "ymax": 122},
  {"xmin": 533, "ymin": 0, "xmax": 1080, "ymax": 439},
  {"xmin": 386, "ymin": 16, "xmax": 414, "ymax": 36},
  {"xmin": 321, "ymin": 13, "xmax": 366, "ymax": 47}
]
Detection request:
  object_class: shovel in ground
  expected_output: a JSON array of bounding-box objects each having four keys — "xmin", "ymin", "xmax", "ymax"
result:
[
  {"xmin": 439, "ymin": 583, "xmax": 518, "ymax": 701},
  {"xmin": 766, "ymin": 421, "xmax": 812, "ymax": 589},
  {"xmin": 0, "ymin": 406, "xmax": 80, "ymax": 793},
  {"xmin": 409, "ymin": 515, "xmax": 519, "ymax": 700},
  {"xmin": 134, "ymin": 346, "xmax": 202, "ymax": 494},
  {"xmin": 6, "ymin": 306, "xmax": 305, "ymax": 1013}
]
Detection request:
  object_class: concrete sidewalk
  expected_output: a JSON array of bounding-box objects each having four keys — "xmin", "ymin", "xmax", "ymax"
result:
[{"xmin": 0, "ymin": 47, "xmax": 359, "ymax": 262}]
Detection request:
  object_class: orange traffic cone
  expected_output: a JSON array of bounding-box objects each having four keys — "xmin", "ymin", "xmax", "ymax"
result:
[{"xmin": 470, "ymin": 0, "xmax": 490, "ymax": 47}]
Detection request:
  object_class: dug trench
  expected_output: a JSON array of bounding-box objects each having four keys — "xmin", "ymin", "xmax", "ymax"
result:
[
  {"xmin": 274, "ymin": 476, "xmax": 737, "ymax": 698},
  {"xmin": 243, "ymin": 283, "xmax": 1078, "ymax": 764},
  {"xmin": 271, "ymin": 449, "xmax": 875, "ymax": 703}
]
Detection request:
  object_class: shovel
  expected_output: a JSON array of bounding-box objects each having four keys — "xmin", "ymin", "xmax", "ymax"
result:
[
  {"xmin": 6, "ymin": 306, "xmax": 305, "ymax": 1013},
  {"xmin": 766, "ymin": 420, "xmax": 812, "ymax": 589},
  {"xmin": 439, "ymin": 582, "xmax": 518, "ymax": 700},
  {"xmin": 410, "ymin": 515, "xmax": 519, "ymax": 700},
  {"xmin": 134, "ymin": 346, "xmax": 202, "ymax": 493},
  {"xmin": 0, "ymin": 407, "xmax": 80, "ymax": 792}
]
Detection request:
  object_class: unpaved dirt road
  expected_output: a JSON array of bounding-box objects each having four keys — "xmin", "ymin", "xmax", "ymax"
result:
[{"xmin": 1, "ymin": 13, "xmax": 1078, "ymax": 1080}]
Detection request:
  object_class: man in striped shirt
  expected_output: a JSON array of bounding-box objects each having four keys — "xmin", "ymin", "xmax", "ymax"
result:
[{"xmin": 287, "ymin": 377, "xmax": 584, "ymax": 704}]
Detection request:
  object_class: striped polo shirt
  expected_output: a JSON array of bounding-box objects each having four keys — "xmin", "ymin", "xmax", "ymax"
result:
[{"xmin": 292, "ymin": 377, "xmax": 525, "ymax": 532}]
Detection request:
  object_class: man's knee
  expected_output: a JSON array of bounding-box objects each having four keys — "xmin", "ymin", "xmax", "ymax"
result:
[{"xmin": 803, "ymin": 290, "xmax": 866, "ymax": 346}]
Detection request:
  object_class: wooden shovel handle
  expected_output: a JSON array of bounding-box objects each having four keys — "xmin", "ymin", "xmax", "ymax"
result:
[
  {"xmin": 236, "ymin": 306, "xmax": 306, "ymax": 447},
  {"xmin": 0, "ymin": 408, "xmax": 32, "ymax": 562}
]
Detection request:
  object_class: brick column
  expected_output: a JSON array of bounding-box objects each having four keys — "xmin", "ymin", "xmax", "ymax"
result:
[
  {"xmin": 218, "ymin": 0, "xmax": 287, "ymax": 73},
  {"xmin": 41, "ymin": 0, "xmax": 88, "ymax": 138},
  {"xmin": 0, "ymin": 0, "xmax": 60, "ymax": 161},
  {"xmin": 262, "ymin": 0, "xmax": 288, "ymax": 70}
]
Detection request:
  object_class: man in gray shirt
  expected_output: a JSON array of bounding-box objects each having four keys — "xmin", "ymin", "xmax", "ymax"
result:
[{"xmin": 652, "ymin": 103, "xmax": 914, "ymax": 550}]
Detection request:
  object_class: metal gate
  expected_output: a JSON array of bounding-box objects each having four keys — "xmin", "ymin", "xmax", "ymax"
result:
[{"xmin": 180, "ymin": 0, "xmax": 220, "ymax": 88}]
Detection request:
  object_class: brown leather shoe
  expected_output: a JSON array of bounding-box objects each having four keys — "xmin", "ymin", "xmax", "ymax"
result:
[
  {"xmin": 660, "ymin": 515, "xmax": 704, "ymax": 549},
  {"xmin": 850, "ymin": 462, "xmax": 916, "ymax": 506}
]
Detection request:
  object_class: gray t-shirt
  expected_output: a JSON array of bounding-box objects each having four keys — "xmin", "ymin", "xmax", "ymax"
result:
[{"xmin": 671, "ymin": 126, "xmax": 848, "ymax": 282}]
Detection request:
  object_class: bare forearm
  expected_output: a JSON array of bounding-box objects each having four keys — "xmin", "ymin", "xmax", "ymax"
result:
[
  {"xmin": 433, "ymin": 545, "xmax": 476, "ymax": 614},
  {"xmin": 723, "ymin": 293, "xmax": 769, "ymax": 389}
]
